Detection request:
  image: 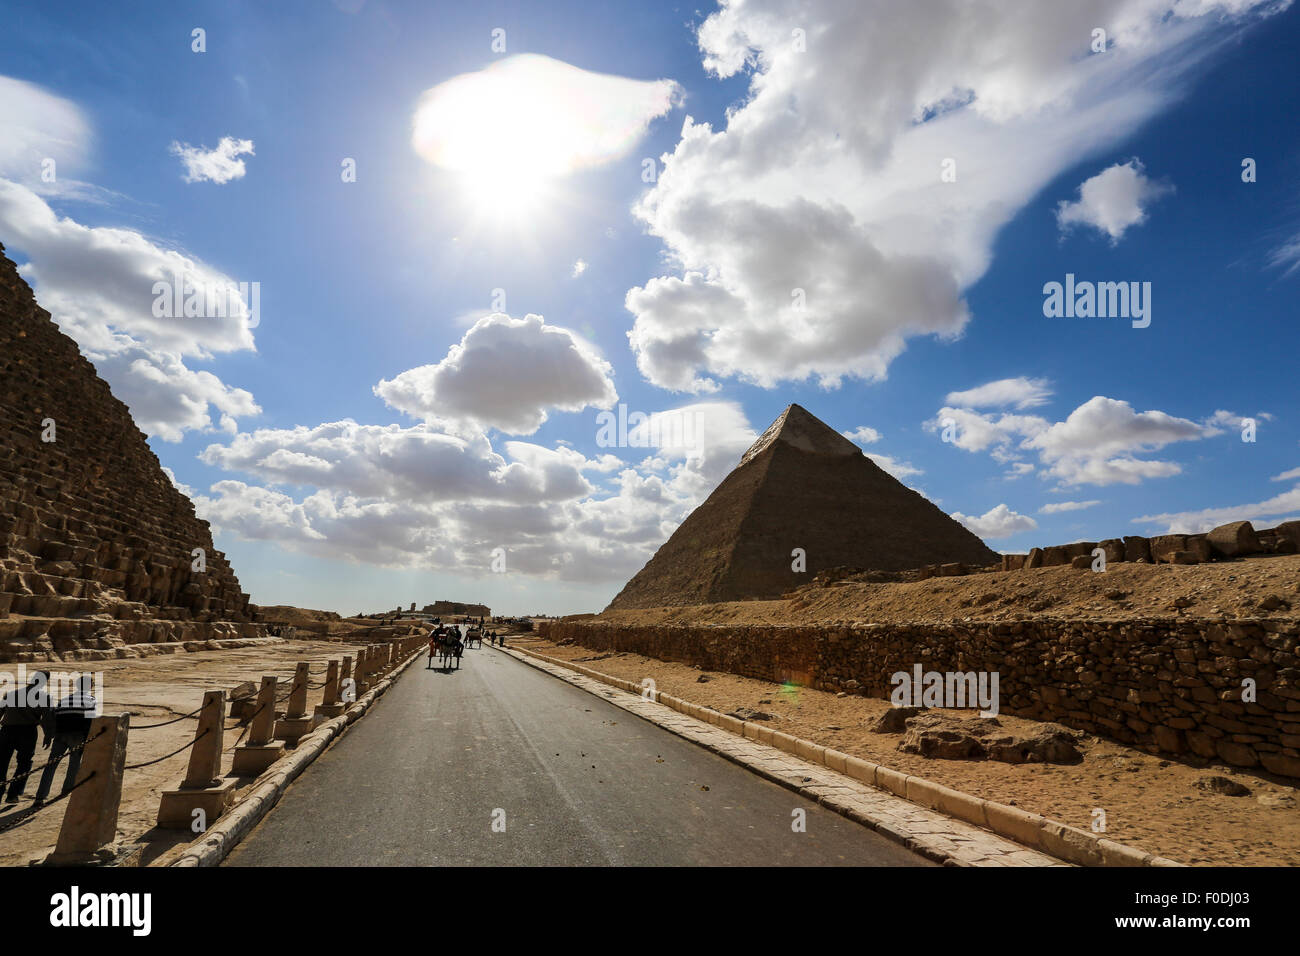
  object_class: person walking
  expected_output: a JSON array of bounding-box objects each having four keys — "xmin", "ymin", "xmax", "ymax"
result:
[
  {"xmin": 32, "ymin": 675, "xmax": 97, "ymax": 806},
  {"xmin": 1, "ymin": 671, "xmax": 51, "ymax": 804}
]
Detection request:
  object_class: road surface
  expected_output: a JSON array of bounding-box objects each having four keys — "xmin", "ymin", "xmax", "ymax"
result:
[{"xmin": 225, "ymin": 642, "xmax": 931, "ymax": 866}]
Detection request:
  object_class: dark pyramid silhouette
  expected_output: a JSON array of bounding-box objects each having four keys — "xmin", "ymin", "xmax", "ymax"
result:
[{"xmin": 605, "ymin": 404, "xmax": 998, "ymax": 610}]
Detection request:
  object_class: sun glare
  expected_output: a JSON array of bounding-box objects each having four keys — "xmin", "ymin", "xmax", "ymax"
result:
[{"xmin": 412, "ymin": 54, "xmax": 680, "ymax": 222}]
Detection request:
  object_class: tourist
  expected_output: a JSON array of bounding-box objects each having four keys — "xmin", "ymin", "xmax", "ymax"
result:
[
  {"xmin": 0, "ymin": 671, "xmax": 51, "ymax": 804},
  {"xmin": 427, "ymin": 632, "xmax": 438, "ymax": 668},
  {"xmin": 32, "ymin": 676, "xmax": 97, "ymax": 806}
]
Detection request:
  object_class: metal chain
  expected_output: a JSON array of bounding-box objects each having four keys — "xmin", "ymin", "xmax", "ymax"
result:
[
  {"xmin": 122, "ymin": 727, "xmax": 209, "ymax": 771},
  {"xmin": 0, "ymin": 727, "xmax": 107, "ymax": 788},
  {"xmin": 0, "ymin": 771, "xmax": 96, "ymax": 834}
]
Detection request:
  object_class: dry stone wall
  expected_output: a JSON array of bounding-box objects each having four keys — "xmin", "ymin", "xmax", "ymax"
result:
[
  {"xmin": 539, "ymin": 617, "xmax": 1300, "ymax": 779},
  {"xmin": 0, "ymin": 242, "xmax": 264, "ymax": 661}
]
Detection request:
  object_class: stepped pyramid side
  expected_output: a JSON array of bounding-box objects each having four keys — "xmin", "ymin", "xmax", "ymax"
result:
[
  {"xmin": 606, "ymin": 404, "xmax": 999, "ymax": 610},
  {"xmin": 0, "ymin": 241, "xmax": 265, "ymax": 662}
]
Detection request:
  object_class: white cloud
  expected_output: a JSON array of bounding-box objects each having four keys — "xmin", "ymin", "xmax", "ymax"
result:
[
  {"xmin": 169, "ymin": 136, "xmax": 255, "ymax": 184},
  {"xmin": 1055, "ymin": 159, "xmax": 1173, "ymax": 242},
  {"xmin": 945, "ymin": 377, "xmax": 1052, "ymax": 410},
  {"xmin": 572, "ymin": 258, "xmax": 588, "ymax": 277},
  {"xmin": 931, "ymin": 394, "xmax": 1212, "ymax": 487},
  {"xmin": 1040, "ymin": 499, "xmax": 1102, "ymax": 514},
  {"xmin": 195, "ymin": 402, "xmax": 761, "ymax": 584},
  {"xmin": 867, "ymin": 453, "xmax": 922, "ymax": 480},
  {"xmin": 1272, "ymin": 466, "xmax": 1300, "ymax": 482},
  {"xmin": 1005, "ymin": 462, "xmax": 1036, "ymax": 478},
  {"xmin": 1268, "ymin": 231, "xmax": 1300, "ymax": 277},
  {"xmin": 950, "ymin": 503, "xmax": 1038, "ymax": 539},
  {"xmin": 0, "ymin": 93, "xmax": 260, "ymax": 441},
  {"xmin": 1133, "ymin": 484, "xmax": 1300, "ymax": 533},
  {"xmin": 374, "ymin": 313, "xmax": 617, "ymax": 435},
  {"xmin": 1025, "ymin": 397, "xmax": 1207, "ymax": 485},
  {"xmin": 842, "ymin": 425, "xmax": 882, "ymax": 446},
  {"xmin": 624, "ymin": 0, "xmax": 1283, "ymax": 393}
]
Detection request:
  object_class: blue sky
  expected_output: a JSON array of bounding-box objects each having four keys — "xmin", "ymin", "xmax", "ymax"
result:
[{"xmin": 1, "ymin": 0, "xmax": 1297, "ymax": 615}]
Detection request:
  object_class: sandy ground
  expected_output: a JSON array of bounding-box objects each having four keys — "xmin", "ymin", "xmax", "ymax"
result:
[
  {"xmin": 0, "ymin": 638, "xmax": 375, "ymax": 867},
  {"xmin": 516, "ymin": 634, "xmax": 1300, "ymax": 866},
  {"xmin": 593, "ymin": 554, "xmax": 1300, "ymax": 626}
]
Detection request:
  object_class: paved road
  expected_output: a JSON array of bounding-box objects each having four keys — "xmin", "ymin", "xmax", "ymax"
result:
[{"xmin": 225, "ymin": 643, "xmax": 931, "ymax": 866}]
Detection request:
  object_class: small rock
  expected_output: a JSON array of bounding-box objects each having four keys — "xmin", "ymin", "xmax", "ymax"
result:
[{"xmin": 1193, "ymin": 775, "xmax": 1252, "ymax": 797}]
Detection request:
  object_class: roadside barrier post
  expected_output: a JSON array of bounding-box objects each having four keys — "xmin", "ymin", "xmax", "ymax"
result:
[
  {"xmin": 315, "ymin": 660, "xmax": 345, "ymax": 719},
  {"xmin": 232, "ymin": 676, "xmax": 285, "ymax": 776},
  {"xmin": 157, "ymin": 690, "xmax": 236, "ymax": 829},
  {"xmin": 340, "ymin": 654, "xmax": 355, "ymax": 706},
  {"xmin": 44, "ymin": 713, "xmax": 130, "ymax": 864},
  {"xmin": 274, "ymin": 662, "xmax": 314, "ymax": 745}
]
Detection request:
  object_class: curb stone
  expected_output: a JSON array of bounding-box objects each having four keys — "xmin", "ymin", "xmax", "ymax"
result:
[
  {"xmin": 502, "ymin": 642, "xmax": 1182, "ymax": 868},
  {"xmin": 168, "ymin": 647, "xmax": 424, "ymax": 867}
]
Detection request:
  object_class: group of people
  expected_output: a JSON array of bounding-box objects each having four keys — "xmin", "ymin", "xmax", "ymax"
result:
[
  {"xmin": 0, "ymin": 672, "xmax": 98, "ymax": 808},
  {"xmin": 425, "ymin": 621, "xmax": 509, "ymax": 667}
]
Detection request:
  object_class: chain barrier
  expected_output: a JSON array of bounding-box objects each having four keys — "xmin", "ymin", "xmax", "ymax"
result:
[
  {"xmin": 0, "ymin": 771, "xmax": 97, "ymax": 835},
  {"xmin": 122, "ymin": 727, "xmax": 209, "ymax": 771},
  {"xmin": 0, "ymin": 727, "xmax": 107, "ymax": 789}
]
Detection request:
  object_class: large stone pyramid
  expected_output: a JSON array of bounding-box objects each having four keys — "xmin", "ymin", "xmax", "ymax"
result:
[
  {"xmin": 606, "ymin": 404, "xmax": 998, "ymax": 610},
  {"xmin": 0, "ymin": 242, "xmax": 264, "ymax": 662}
]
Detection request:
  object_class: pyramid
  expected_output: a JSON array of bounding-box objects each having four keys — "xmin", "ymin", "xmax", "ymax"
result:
[
  {"xmin": 0, "ymin": 242, "xmax": 263, "ymax": 661},
  {"xmin": 605, "ymin": 404, "xmax": 998, "ymax": 610}
]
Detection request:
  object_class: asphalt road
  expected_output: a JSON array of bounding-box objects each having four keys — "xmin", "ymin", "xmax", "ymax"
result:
[{"xmin": 224, "ymin": 642, "xmax": 930, "ymax": 866}]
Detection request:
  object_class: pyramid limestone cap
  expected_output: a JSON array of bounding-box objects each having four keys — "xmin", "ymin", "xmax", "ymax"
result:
[{"xmin": 738, "ymin": 404, "xmax": 862, "ymax": 468}]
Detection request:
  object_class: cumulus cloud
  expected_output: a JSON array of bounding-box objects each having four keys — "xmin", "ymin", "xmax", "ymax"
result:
[
  {"xmin": 1039, "ymin": 499, "xmax": 1102, "ymax": 514},
  {"xmin": 194, "ymin": 402, "xmax": 760, "ymax": 584},
  {"xmin": 625, "ymin": 0, "xmax": 1280, "ymax": 392},
  {"xmin": 842, "ymin": 425, "xmax": 882, "ymax": 446},
  {"xmin": 0, "ymin": 86, "xmax": 260, "ymax": 441},
  {"xmin": 867, "ymin": 453, "xmax": 922, "ymax": 480},
  {"xmin": 374, "ymin": 313, "xmax": 617, "ymax": 434},
  {"xmin": 1055, "ymin": 159, "xmax": 1173, "ymax": 242},
  {"xmin": 931, "ymin": 392, "xmax": 1213, "ymax": 486},
  {"xmin": 169, "ymin": 136, "xmax": 255, "ymax": 184},
  {"xmin": 950, "ymin": 503, "xmax": 1038, "ymax": 539},
  {"xmin": 572, "ymin": 259, "xmax": 588, "ymax": 278},
  {"xmin": 1272, "ymin": 466, "xmax": 1300, "ymax": 482},
  {"xmin": 945, "ymin": 377, "xmax": 1052, "ymax": 410}
]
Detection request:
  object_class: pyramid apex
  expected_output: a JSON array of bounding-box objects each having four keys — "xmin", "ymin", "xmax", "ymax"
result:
[{"xmin": 738, "ymin": 403, "xmax": 861, "ymax": 467}]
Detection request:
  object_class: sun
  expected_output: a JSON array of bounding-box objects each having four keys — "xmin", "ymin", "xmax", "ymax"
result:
[{"xmin": 411, "ymin": 54, "xmax": 680, "ymax": 222}]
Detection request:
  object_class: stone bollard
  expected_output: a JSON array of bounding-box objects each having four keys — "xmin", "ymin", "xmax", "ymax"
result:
[
  {"xmin": 274, "ymin": 662, "xmax": 315, "ymax": 745},
  {"xmin": 314, "ymin": 660, "xmax": 345, "ymax": 720},
  {"xmin": 340, "ymin": 654, "xmax": 355, "ymax": 707},
  {"xmin": 157, "ymin": 691, "xmax": 236, "ymax": 829},
  {"xmin": 356, "ymin": 647, "xmax": 371, "ymax": 695},
  {"xmin": 231, "ymin": 676, "xmax": 285, "ymax": 776},
  {"xmin": 44, "ymin": 714, "xmax": 130, "ymax": 864}
]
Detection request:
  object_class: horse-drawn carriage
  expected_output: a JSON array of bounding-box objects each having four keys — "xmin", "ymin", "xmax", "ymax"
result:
[{"xmin": 430, "ymin": 628, "xmax": 463, "ymax": 670}]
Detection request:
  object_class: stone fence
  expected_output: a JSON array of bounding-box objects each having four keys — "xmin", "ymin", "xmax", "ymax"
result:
[{"xmin": 538, "ymin": 617, "xmax": 1300, "ymax": 779}]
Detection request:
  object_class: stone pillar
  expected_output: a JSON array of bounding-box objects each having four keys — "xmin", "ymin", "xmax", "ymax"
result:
[
  {"xmin": 157, "ymin": 691, "xmax": 236, "ymax": 829},
  {"xmin": 340, "ymin": 654, "xmax": 355, "ymax": 706},
  {"xmin": 314, "ymin": 660, "xmax": 344, "ymax": 719},
  {"xmin": 45, "ymin": 714, "xmax": 129, "ymax": 864},
  {"xmin": 274, "ymin": 663, "xmax": 315, "ymax": 745},
  {"xmin": 231, "ymin": 676, "xmax": 284, "ymax": 777},
  {"xmin": 356, "ymin": 647, "xmax": 371, "ymax": 695}
]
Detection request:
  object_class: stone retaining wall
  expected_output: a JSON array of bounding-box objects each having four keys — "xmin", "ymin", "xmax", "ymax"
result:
[{"xmin": 539, "ymin": 617, "xmax": 1300, "ymax": 779}]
